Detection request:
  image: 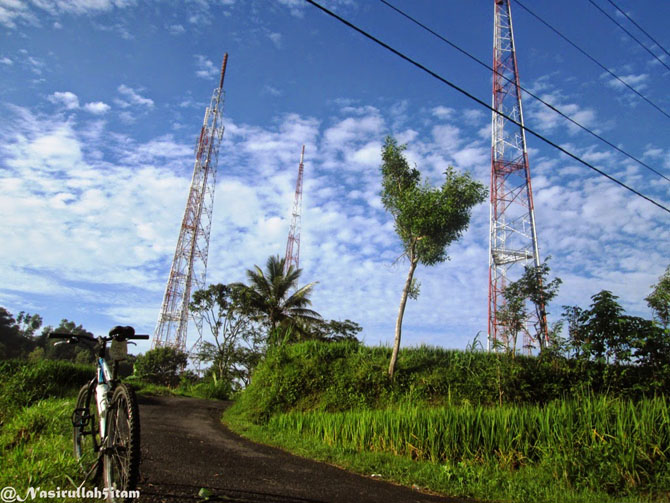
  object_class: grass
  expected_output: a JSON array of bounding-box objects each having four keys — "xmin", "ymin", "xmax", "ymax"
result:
[
  {"xmin": 0, "ymin": 398, "xmax": 82, "ymax": 495},
  {"xmin": 127, "ymin": 375, "xmax": 233, "ymax": 400},
  {"xmin": 224, "ymin": 403, "xmax": 656, "ymax": 503},
  {"xmin": 0, "ymin": 360, "xmax": 98, "ymax": 501}
]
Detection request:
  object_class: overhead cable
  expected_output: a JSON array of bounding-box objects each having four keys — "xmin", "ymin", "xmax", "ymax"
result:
[
  {"xmin": 587, "ymin": 0, "xmax": 670, "ymax": 73},
  {"xmin": 605, "ymin": 0, "xmax": 670, "ymax": 61},
  {"xmin": 513, "ymin": 0, "xmax": 670, "ymax": 121},
  {"xmin": 303, "ymin": 0, "xmax": 670, "ymax": 215},
  {"xmin": 378, "ymin": 0, "xmax": 669, "ymax": 183}
]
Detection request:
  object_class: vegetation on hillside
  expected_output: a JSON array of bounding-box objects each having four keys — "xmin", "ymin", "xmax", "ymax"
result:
[
  {"xmin": 225, "ymin": 340, "xmax": 670, "ymax": 502},
  {"xmin": 0, "ymin": 360, "xmax": 93, "ymax": 495}
]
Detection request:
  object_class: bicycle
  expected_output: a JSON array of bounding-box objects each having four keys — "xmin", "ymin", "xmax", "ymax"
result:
[{"xmin": 49, "ymin": 326, "xmax": 148, "ymax": 502}]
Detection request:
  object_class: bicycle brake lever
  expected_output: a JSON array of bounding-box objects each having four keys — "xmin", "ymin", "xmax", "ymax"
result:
[{"xmin": 127, "ymin": 341, "xmax": 137, "ymax": 346}]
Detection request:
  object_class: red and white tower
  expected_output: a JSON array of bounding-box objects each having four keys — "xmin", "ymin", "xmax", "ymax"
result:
[
  {"xmin": 488, "ymin": 1, "xmax": 545, "ymax": 352},
  {"xmin": 284, "ymin": 145, "xmax": 305, "ymax": 275},
  {"xmin": 152, "ymin": 54, "xmax": 228, "ymax": 351}
]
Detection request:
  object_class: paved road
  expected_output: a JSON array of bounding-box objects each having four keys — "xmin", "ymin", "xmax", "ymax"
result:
[{"xmin": 136, "ymin": 395, "xmax": 468, "ymax": 503}]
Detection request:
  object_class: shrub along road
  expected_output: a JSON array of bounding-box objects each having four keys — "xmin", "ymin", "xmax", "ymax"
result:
[{"xmin": 136, "ymin": 395, "xmax": 467, "ymax": 503}]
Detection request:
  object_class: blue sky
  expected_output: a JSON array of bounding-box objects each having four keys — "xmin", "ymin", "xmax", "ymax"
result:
[{"xmin": 1, "ymin": 0, "xmax": 669, "ymax": 354}]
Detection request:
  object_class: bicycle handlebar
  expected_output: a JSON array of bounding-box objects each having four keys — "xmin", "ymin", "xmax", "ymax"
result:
[{"xmin": 48, "ymin": 328, "xmax": 149, "ymax": 342}]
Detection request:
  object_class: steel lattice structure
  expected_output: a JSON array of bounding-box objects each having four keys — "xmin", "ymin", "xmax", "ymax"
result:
[
  {"xmin": 488, "ymin": 1, "xmax": 545, "ymax": 352},
  {"xmin": 152, "ymin": 53, "xmax": 228, "ymax": 352},
  {"xmin": 284, "ymin": 145, "xmax": 305, "ymax": 276}
]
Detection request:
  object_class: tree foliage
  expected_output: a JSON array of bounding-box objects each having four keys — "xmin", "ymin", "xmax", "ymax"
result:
[
  {"xmin": 235, "ymin": 255, "xmax": 322, "ymax": 344},
  {"xmin": 133, "ymin": 346, "xmax": 188, "ymax": 387},
  {"xmin": 190, "ymin": 283, "xmax": 264, "ymax": 387},
  {"xmin": 498, "ymin": 258, "xmax": 562, "ymax": 352},
  {"xmin": 380, "ymin": 136, "xmax": 487, "ymax": 378},
  {"xmin": 562, "ymin": 290, "xmax": 668, "ymax": 368},
  {"xmin": 646, "ymin": 265, "xmax": 670, "ymax": 328},
  {"xmin": 310, "ymin": 319, "xmax": 363, "ymax": 343}
]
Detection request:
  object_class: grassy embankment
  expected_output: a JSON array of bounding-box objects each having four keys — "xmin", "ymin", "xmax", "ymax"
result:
[
  {"xmin": 0, "ymin": 360, "xmax": 92, "ymax": 498},
  {"xmin": 223, "ymin": 340, "xmax": 670, "ymax": 503}
]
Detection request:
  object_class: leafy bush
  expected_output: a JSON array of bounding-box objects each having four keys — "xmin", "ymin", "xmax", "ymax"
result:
[
  {"xmin": 231, "ymin": 340, "xmax": 670, "ymax": 424},
  {"xmin": 190, "ymin": 378, "xmax": 233, "ymax": 400},
  {"xmin": 133, "ymin": 346, "xmax": 188, "ymax": 387}
]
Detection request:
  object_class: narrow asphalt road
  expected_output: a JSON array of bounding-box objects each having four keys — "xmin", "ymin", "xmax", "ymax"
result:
[{"xmin": 136, "ymin": 395, "xmax": 468, "ymax": 503}]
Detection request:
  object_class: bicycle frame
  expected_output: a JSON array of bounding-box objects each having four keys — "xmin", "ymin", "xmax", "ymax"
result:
[{"xmin": 96, "ymin": 356, "xmax": 113, "ymax": 440}]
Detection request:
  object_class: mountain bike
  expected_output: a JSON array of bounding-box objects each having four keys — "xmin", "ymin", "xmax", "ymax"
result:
[{"xmin": 49, "ymin": 326, "xmax": 148, "ymax": 502}]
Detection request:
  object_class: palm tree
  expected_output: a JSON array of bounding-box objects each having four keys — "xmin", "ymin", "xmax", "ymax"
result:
[{"xmin": 238, "ymin": 255, "xmax": 321, "ymax": 344}]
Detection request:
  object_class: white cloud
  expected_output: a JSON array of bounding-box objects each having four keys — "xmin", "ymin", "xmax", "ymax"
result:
[
  {"xmin": 0, "ymin": 0, "xmax": 134, "ymax": 28},
  {"xmin": 432, "ymin": 106, "xmax": 455, "ymax": 120},
  {"xmin": 526, "ymin": 90, "xmax": 598, "ymax": 136},
  {"xmin": 263, "ymin": 85, "xmax": 282, "ymax": 97},
  {"xmin": 48, "ymin": 91, "xmax": 80, "ymax": 109},
  {"xmin": 168, "ymin": 24, "xmax": 185, "ymax": 35},
  {"xmin": 194, "ymin": 54, "xmax": 218, "ymax": 80},
  {"xmin": 604, "ymin": 72, "xmax": 649, "ymax": 91},
  {"xmin": 84, "ymin": 101, "xmax": 111, "ymax": 114},
  {"xmin": 0, "ymin": 57, "xmax": 13, "ymax": 65},
  {"xmin": 268, "ymin": 32, "xmax": 282, "ymax": 49},
  {"xmin": 116, "ymin": 84, "xmax": 154, "ymax": 108}
]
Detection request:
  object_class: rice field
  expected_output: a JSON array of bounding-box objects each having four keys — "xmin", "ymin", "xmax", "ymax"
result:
[{"xmin": 269, "ymin": 396, "xmax": 670, "ymax": 495}]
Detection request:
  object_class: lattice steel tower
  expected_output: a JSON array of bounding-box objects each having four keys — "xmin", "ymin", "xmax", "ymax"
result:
[
  {"xmin": 152, "ymin": 53, "xmax": 228, "ymax": 351},
  {"xmin": 488, "ymin": 1, "xmax": 545, "ymax": 352},
  {"xmin": 284, "ymin": 145, "xmax": 305, "ymax": 275}
]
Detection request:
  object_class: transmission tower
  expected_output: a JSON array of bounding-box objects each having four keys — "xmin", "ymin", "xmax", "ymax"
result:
[
  {"xmin": 488, "ymin": 0, "xmax": 546, "ymax": 352},
  {"xmin": 152, "ymin": 53, "xmax": 229, "ymax": 351},
  {"xmin": 284, "ymin": 145, "xmax": 305, "ymax": 275}
]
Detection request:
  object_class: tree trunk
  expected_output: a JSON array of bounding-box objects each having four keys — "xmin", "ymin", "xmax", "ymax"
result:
[{"xmin": 388, "ymin": 254, "xmax": 418, "ymax": 379}]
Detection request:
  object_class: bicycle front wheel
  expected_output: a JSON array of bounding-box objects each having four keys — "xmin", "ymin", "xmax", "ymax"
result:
[
  {"xmin": 103, "ymin": 383, "xmax": 140, "ymax": 502},
  {"xmin": 73, "ymin": 383, "xmax": 101, "ymax": 478}
]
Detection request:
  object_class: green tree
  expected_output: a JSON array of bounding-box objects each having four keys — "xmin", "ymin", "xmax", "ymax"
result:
[
  {"xmin": 498, "ymin": 258, "xmax": 561, "ymax": 352},
  {"xmin": 190, "ymin": 283, "xmax": 264, "ymax": 385},
  {"xmin": 646, "ymin": 265, "xmax": 670, "ymax": 328},
  {"xmin": 42, "ymin": 319, "xmax": 95, "ymax": 363},
  {"xmin": 311, "ymin": 319, "xmax": 363, "ymax": 342},
  {"xmin": 564, "ymin": 291, "xmax": 638, "ymax": 365},
  {"xmin": 16, "ymin": 311, "xmax": 43, "ymax": 338},
  {"xmin": 380, "ymin": 136, "xmax": 487, "ymax": 378},
  {"xmin": 236, "ymin": 255, "xmax": 322, "ymax": 344},
  {"xmin": 497, "ymin": 281, "xmax": 529, "ymax": 353},
  {"xmin": 134, "ymin": 346, "xmax": 188, "ymax": 387},
  {"xmin": 0, "ymin": 307, "xmax": 22, "ymax": 359}
]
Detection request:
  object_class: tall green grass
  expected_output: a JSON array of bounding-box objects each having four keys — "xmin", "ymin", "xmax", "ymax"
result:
[
  {"xmin": 268, "ymin": 396, "xmax": 670, "ymax": 497},
  {"xmin": 0, "ymin": 360, "xmax": 96, "ymax": 501},
  {"xmin": 0, "ymin": 359, "xmax": 93, "ymax": 424},
  {"xmin": 233, "ymin": 340, "xmax": 670, "ymax": 425}
]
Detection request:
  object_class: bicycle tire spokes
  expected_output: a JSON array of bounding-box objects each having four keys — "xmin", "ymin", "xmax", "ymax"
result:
[{"xmin": 103, "ymin": 384, "xmax": 141, "ymax": 502}]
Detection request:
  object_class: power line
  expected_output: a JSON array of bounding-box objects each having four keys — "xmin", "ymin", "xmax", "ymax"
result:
[
  {"xmin": 378, "ymin": 0, "xmax": 670, "ymax": 183},
  {"xmin": 513, "ymin": 0, "xmax": 670, "ymax": 121},
  {"xmin": 587, "ymin": 0, "xmax": 670, "ymax": 73},
  {"xmin": 303, "ymin": 0, "xmax": 670, "ymax": 215},
  {"xmin": 606, "ymin": 0, "xmax": 670, "ymax": 61}
]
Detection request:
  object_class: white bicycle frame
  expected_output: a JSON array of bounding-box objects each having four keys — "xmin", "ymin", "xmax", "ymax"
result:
[{"xmin": 95, "ymin": 357, "xmax": 113, "ymax": 440}]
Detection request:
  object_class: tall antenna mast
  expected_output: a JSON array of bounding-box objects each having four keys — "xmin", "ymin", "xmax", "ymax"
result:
[
  {"xmin": 152, "ymin": 53, "xmax": 229, "ymax": 351},
  {"xmin": 488, "ymin": 1, "xmax": 546, "ymax": 353},
  {"xmin": 284, "ymin": 145, "xmax": 305, "ymax": 275}
]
